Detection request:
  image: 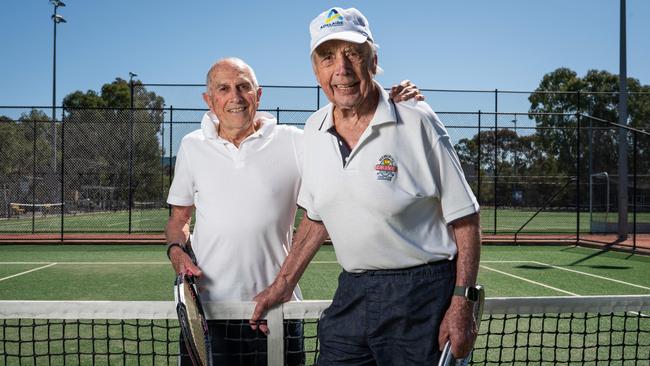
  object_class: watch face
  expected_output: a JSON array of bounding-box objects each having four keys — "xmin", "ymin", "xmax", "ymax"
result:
[{"xmin": 466, "ymin": 287, "xmax": 479, "ymax": 301}]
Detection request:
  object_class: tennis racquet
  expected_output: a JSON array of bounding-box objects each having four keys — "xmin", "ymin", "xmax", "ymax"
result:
[
  {"xmin": 174, "ymin": 244, "xmax": 212, "ymax": 366},
  {"xmin": 438, "ymin": 285, "xmax": 485, "ymax": 366}
]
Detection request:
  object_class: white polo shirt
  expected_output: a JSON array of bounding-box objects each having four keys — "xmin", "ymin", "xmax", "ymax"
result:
[
  {"xmin": 298, "ymin": 83, "xmax": 479, "ymax": 273},
  {"xmin": 167, "ymin": 111, "xmax": 303, "ymax": 301}
]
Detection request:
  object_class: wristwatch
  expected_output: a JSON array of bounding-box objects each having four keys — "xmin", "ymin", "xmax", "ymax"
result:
[
  {"xmin": 166, "ymin": 242, "xmax": 184, "ymax": 259},
  {"xmin": 453, "ymin": 285, "xmax": 481, "ymax": 302}
]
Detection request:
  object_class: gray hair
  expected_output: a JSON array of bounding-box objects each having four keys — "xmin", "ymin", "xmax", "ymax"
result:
[{"xmin": 205, "ymin": 57, "xmax": 259, "ymax": 93}]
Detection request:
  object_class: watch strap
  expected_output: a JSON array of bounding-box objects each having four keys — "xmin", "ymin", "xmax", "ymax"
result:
[
  {"xmin": 166, "ymin": 242, "xmax": 183, "ymax": 259},
  {"xmin": 453, "ymin": 285, "xmax": 479, "ymax": 301}
]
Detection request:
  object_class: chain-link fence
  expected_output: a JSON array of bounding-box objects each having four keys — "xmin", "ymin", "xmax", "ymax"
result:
[{"xmin": 1, "ymin": 88, "xmax": 648, "ymax": 241}]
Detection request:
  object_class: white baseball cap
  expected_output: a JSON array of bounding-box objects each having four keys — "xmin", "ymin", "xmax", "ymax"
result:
[{"xmin": 309, "ymin": 7, "xmax": 375, "ymax": 55}]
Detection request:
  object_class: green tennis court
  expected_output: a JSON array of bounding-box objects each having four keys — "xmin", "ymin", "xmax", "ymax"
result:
[
  {"xmin": 0, "ymin": 244, "xmax": 648, "ymax": 300},
  {"xmin": 1, "ymin": 244, "xmax": 649, "ymax": 365},
  {"xmin": 3, "ymin": 208, "xmax": 650, "ymax": 234}
]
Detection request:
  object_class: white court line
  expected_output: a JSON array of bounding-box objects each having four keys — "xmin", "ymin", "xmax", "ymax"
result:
[
  {"xmin": 106, "ymin": 218, "xmax": 153, "ymax": 227},
  {"xmin": 0, "ymin": 261, "xmax": 337, "ymax": 265},
  {"xmin": 532, "ymin": 261, "xmax": 650, "ymax": 291},
  {"xmin": 0, "ymin": 260, "xmax": 533, "ymax": 265},
  {"xmin": 0, "ymin": 261, "xmax": 167, "ymax": 265},
  {"xmin": 0, "ymin": 263, "xmax": 57, "ymax": 282},
  {"xmin": 480, "ymin": 264, "xmax": 579, "ymax": 296},
  {"xmin": 482, "ymin": 260, "xmax": 532, "ymax": 263}
]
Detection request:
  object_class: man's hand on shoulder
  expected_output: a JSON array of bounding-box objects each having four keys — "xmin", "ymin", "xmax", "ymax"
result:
[
  {"xmin": 438, "ymin": 296, "xmax": 478, "ymax": 359},
  {"xmin": 389, "ymin": 80, "xmax": 425, "ymax": 103},
  {"xmin": 169, "ymin": 245, "xmax": 203, "ymax": 278}
]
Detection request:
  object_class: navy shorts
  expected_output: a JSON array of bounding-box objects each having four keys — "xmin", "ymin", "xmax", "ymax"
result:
[
  {"xmin": 317, "ymin": 260, "xmax": 456, "ymax": 366},
  {"xmin": 180, "ymin": 319, "xmax": 305, "ymax": 366}
]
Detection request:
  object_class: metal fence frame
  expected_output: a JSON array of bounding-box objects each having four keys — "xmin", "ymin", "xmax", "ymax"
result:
[{"xmin": 1, "ymin": 87, "xmax": 648, "ymax": 247}]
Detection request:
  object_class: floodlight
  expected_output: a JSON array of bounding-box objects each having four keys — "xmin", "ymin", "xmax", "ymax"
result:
[{"xmin": 52, "ymin": 14, "xmax": 66, "ymax": 23}]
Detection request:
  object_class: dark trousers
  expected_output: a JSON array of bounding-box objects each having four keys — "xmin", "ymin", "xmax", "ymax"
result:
[
  {"xmin": 316, "ymin": 260, "xmax": 456, "ymax": 366},
  {"xmin": 180, "ymin": 319, "xmax": 305, "ymax": 366}
]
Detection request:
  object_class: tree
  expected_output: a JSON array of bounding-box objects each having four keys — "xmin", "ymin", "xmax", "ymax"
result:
[
  {"xmin": 0, "ymin": 110, "xmax": 59, "ymax": 210},
  {"xmin": 62, "ymin": 78, "xmax": 165, "ymax": 207},
  {"xmin": 455, "ymin": 128, "xmax": 562, "ymax": 207},
  {"xmin": 528, "ymin": 68, "xmax": 650, "ymax": 179}
]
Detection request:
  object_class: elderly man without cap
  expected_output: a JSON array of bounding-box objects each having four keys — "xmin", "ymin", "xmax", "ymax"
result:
[
  {"xmin": 251, "ymin": 8, "xmax": 482, "ymax": 365},
  {"xmin": 166, "ymin": 57, "xmax": 422, "ymax": 365}
]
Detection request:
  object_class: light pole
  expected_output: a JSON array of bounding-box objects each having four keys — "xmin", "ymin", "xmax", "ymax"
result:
[
  {"xmin": 617, "ymin": 0, "xmax": 628, "ymax": 239},
  {"xmin": 51, "ymin": 0, "xmax": 66, "ymax": 172},
  {"xmin": 129, "ymin": 72, "xmax": 138, "ymax": 109}
]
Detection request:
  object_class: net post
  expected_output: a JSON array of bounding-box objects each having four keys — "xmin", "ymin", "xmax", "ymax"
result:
[{"xmin": 266, "ymin": 304, "xmax": 284, "ymax": 366}]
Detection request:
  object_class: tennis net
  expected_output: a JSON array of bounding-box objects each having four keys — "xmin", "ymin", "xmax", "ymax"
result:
[{"xmin": 1, "ymin": 296, "xmax": 648, "ymax": 365}]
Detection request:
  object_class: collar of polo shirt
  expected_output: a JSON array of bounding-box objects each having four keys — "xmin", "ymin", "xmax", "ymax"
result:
[{"xmin": 201, "ymin": 111, "xmax": 276, "ymax": 143}]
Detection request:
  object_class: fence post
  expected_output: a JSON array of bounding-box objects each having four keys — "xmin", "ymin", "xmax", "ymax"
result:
[
  {"xmin": 169, "ymin": 105, "xmax": 173, "ymax": 218},
  {"xmin": 477, "ymin": 111, "xmax": 482, "ymax": 205},
  {"xmin": 576, "ymin": 91, "xmax": 581, "ymax": 243},
  {"xmin": 633, "ymin": 125, "xmax": 637, "ymax": 252},
  {"xmin": 128, "ymin": 82, "xmax": 135, "ymax": 234},
  {"xmin": 32, "ymin": 118, "xmax": 36, "ymax": 234},
  {"xmin": 60, "ymin": 106, "xmax": 65, "ymax": 242},
  {"xmin": 576, "ymin": 115, "xmax": 581, "ymax": 244},
  {"xmin": 160, "ymin": 107, "xmax": 165, "ymax": 205},
  {"xmin": 493, "ymin": 89, "xmax": 498, "ymax": 235}
]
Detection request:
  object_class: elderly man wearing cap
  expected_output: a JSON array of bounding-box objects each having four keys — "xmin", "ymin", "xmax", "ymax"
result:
[
  {"xmin": 251, "ymin": 7, "xmax": 481, "ymax": 365},
  {"xmin": 167, "ymin": 56, "xmax": 422, "ymax": 365}
]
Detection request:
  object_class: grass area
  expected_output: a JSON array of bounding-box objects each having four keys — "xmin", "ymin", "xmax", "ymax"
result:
[
  {"xmin": 0, "ymin": 209, "xmax": 170, "ymax": 232},
  {"xmin": 0, "ymin": 244, "xmax": 648, "ymax": 365},
  {"xmin": 2, "ymin": 208, "xmax": 649, "ymax": 234},
  {"xmin": 0, "ymin": 244, "xmax": 648, "ymax": 300}
]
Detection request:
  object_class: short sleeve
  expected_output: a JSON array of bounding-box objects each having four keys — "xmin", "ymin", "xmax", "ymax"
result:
[
  {"xmin": 428, "ymin": 127, "xmax": 479, "ymax": 225},
  {"xmin": 166, "ymin": 141, "xmax": 195, "ymax": 206},
  {"xmin": 296, "ymin": 131, "xmax": 321, "ymax": 222},
  {"xmin": 291, "ymin": 128, "xmax": 304, "ymax": 177}
]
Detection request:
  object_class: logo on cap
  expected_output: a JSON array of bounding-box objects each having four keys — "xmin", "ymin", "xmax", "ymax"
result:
[
  {"xmin": 375, "ymin": 155, "xmax": 397, "ymax": 181},
  {"xmin": 325, "ymin": 9, "xmax": 342, "ymax": 24},
  {"xmin": 321, "ymin": 9, "xmax": 344, "ymax": 29}
]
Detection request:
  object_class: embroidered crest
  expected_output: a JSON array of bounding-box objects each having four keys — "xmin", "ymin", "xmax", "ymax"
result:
[{"xmin": 375, "ymin": 155, "xmax": 397, "ymax": 181}]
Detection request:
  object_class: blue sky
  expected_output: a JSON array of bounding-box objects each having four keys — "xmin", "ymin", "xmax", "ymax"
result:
[{"xmin": 1, "ymin": 1, "xmax": 649, "ymax": 115}]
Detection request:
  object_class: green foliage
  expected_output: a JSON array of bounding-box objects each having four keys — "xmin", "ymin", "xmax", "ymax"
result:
[
  {"xmin": 529, "ymin": 67, "xmax": 650, "ymax": 176},
  {"xmin": 62, "ymin": 78, "xmax": 165, "ymax": 204},
  {"xmin": 456, "ymin": 67, "xmax": 650, "ymax": 208}
]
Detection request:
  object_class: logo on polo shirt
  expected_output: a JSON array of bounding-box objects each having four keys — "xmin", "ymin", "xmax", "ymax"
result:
[
  {"xmin": 321, "ymin": 9, "xmax": 344, "ymax": 29},
  {"xmin": 375, "ymin": 155, "xmax": 397, "ymax": 181}
]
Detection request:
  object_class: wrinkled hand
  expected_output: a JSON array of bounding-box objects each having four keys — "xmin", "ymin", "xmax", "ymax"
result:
[
  {"xmin": 438, "ymin": 297, "xmax": 478, "ymax": 359},
  {"xmin": 250, "ymin": 279, "xmax": 294, "ymax": 334},
  {"xmin": 169, "ymin": 246, "xmax": 203, "ymax": 278},
  {"xmin": 389, "ymin": 80, "xmax": 425, "ymax": 102}
]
